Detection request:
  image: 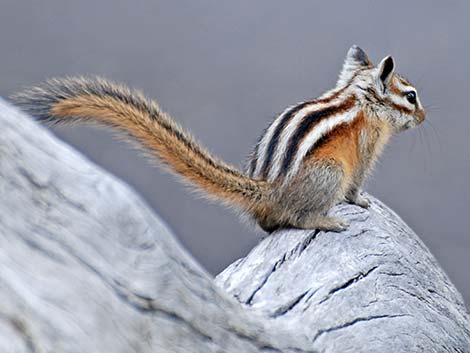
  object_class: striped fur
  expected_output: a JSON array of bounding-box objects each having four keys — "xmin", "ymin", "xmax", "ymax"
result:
[
  {"xmin": 12, "ymin": 46, "xmax": 425, "ymax": 233},
  {"xmin": 249, "ymin": 49, "xmax": 425, "ymax": 187},
  {"xmin": 283, "ymin": 99, "xmax": 359, "ymax": 183}
]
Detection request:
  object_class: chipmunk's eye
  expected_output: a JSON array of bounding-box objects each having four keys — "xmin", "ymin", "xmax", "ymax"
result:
[{"xmin": 405, "ymin": 91, "xmax": 416, "ymax": 104}]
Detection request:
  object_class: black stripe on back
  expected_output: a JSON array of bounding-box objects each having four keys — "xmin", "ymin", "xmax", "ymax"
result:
[
  {"xmin": 278, "ymin": 96, "xmax": 356, "ymax": 178},
  {"xmin": 247, "ymin": 72, "xmax": 363, "ymax": 179},
  {"xmin": 258, "ymin": 102, "xmax": 312, "ymax": 179}
]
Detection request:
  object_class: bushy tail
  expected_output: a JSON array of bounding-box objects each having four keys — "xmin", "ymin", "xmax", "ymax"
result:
[{"xmin": 11, "ymin": 76, "xmax": 269, "ymax": 212}]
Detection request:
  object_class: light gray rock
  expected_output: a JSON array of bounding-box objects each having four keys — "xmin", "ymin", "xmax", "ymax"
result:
[
  {"xmin": 217, "ymin": 200, "xmax": 470, "ymax": 352},
  {"xmin": 0, "ymin": 98, "xmax": 469, "ymax": 352}
]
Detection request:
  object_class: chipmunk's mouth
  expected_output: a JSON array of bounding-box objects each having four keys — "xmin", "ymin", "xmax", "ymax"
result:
[
  {"xmin": 403, "ymin": 120, "xmax": 414, "ymax": 130},
  {"xmin": 403, "ymin": 111, "xmax": 426, "ymax": 130},
  {"xmin": 401, "ymin": 117, "xmax": 419, "ymax": 131}
]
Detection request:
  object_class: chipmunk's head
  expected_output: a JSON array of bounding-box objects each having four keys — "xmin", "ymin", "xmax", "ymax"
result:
[{"xmin": 338, "ymin": 45, "xmax": 426, "ymax": 132}]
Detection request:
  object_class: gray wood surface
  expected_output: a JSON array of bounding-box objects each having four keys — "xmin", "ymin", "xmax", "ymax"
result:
[{"xmin": 1, "ymin": 98, "xmax": 469, "ymax": 352}]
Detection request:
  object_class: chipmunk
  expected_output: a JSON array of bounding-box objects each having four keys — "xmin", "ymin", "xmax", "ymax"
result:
[{"xmin": 12, "ymin": 46, "xmax": 425, "ymax": 233}]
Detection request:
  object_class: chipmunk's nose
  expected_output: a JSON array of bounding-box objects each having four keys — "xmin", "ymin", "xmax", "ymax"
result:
[{"xmin": 415, "ymin": 109, "xmax": 426, "ymax": 124}]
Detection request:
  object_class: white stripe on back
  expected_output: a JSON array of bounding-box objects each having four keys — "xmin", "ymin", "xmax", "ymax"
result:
[
  {"xmin": 251, "ymin": 104, "xmax": 298, "ymax": 178},
  {"xmin": 267, "ymin": 93, "xmax": 350, "ymax": 182},
  {"xmin": 284, "ymin": 107, "xmax": 360, "ymax": 183}
]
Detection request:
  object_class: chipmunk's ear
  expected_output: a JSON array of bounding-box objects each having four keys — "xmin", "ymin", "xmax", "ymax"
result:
[
  {"xmin": 337, "ymin": 45, "xmax": 372, "ymax": 86},
  {"xmin": 376, "ymin": 55, "xmax": 395, "ymax": 90}
]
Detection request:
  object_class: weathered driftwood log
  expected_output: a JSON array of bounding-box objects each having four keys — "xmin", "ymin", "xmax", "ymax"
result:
[{"xmin": 0, "ymin": 98, "xmax": 469, "ymax": 353}]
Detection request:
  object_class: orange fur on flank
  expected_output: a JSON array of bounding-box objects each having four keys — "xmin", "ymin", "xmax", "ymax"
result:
[
  {"xmin": 309, "ymin": 113, "xmax": 364, "ymax": 188},
  {"xmin": 308, "ymin": 111, "xmax": 391, "ymax": 193}
]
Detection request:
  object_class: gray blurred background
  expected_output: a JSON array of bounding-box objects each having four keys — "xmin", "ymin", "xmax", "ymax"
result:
[{"xmin": 1, "ymin": 1, "xmax": 469, "ymax": 304}]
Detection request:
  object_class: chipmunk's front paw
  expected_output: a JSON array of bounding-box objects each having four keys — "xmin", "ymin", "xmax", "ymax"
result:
[
  {"xmin": 316, "ymin": 216, "xmax": 350, "ymax": 232},
  {"xmin": 354, "ymin": 194, "xmax": 370, "ymax": 209},
  {"xmin": 347, "ymin": 193, "xmax": 370, "ymax": 209}
]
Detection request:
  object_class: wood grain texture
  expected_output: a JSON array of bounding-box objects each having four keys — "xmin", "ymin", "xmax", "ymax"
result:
[
  {"xmin": 0, "ymin": 98, "xmax": 469, "ymax": 352},
  {"xmin": 217, "ymin": 200, "xmax": 470, "ymax": 352}
]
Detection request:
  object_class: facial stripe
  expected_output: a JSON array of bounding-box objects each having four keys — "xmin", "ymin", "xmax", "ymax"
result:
[
  {"xmin": 397, "ymin": 75, "xmax": 411, "ymax": 87},
  {"xmin": 394, "ymin": 77, "xmax": 422, "ymax": 112},
  {"xmin": 394, "ymin": 78, "xmax": 414, "ymax": 94},
  {"xmin": 385, "ymin": 95, "xmax": 414, "ymax": 114},
  {"xmin": 386, "ymin": 100, "xmax": 413, "ymax": 114},
  {"xmin": 389, "ymin": 79, "xmax": 402, "ymax": 96},
  {"xmin": 277, "ymin": 95, "xmax": 357, "ymax": 182},
  {"xmin": 362, "ymin": 78, "xmax": 416, "ymax": 115}
]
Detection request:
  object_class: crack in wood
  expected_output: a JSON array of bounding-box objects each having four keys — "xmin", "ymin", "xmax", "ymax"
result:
[
  {"xmin": 312, "ymin": 314, "xmax": 410, "ymax": 342},
  {"xmin": 270, "ymin": 291, "xmax": 310, "ymax": 318},
  {"xmin": 318, "ymin": 266, "xmax": 379, "ymax": 305}
]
